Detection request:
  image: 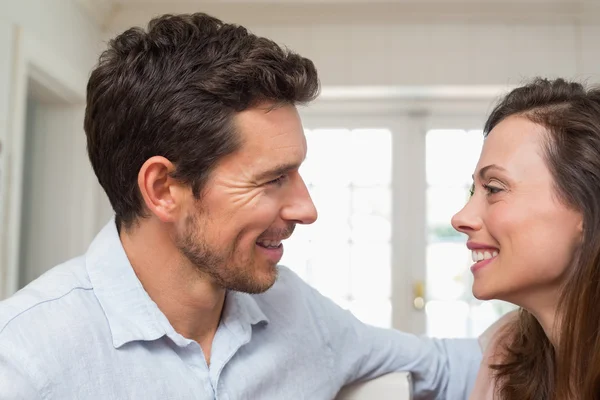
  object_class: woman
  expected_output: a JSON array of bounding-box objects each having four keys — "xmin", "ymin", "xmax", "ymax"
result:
[{"xmin": 452, "ymin": 78, "xmax": 600, "ymax": 399}]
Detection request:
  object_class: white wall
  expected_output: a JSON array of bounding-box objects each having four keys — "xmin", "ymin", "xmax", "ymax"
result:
[
  {"xmin": 0, "ymin": 0, "xmax": 104, "ymax": 297},
  {"xmin": 18, "ymin": 98, "xmax": 94, "ymax": 287},
  {"xmin": 254, "ymin": 23, "xmax": 591, "ymax": 86},
  {"xmin": 0, "ymin": 22, "xmax": 14, "ymax": 291},
  {"xmin": 107, "ymin": 4, "xmax": 600, "ymax": 87},
  {"xmin": 1, "ymin": 0, "xmax": 103, "ymax": 72}
]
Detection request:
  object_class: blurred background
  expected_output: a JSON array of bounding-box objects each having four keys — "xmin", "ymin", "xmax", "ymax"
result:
[{"xmin": 0, "ymin": 0, "xmax": 598, "ymax": 337}]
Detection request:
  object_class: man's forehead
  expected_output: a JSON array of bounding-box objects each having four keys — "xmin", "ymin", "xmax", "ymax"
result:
[
  {"xmin": 250, "ymin": 135, "xmax": 307, "ymax": 172},
  {"xmin": 253, "ymin": 160, "xmax": 304, "ymax": 181},
  {"xmin": 235, "ymin": 123, "xmax": 306, "ymax": 154}
]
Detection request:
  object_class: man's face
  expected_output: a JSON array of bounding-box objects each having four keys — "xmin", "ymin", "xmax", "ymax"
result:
[{"xmin": 174, "ymin": 102, "xmax": 318, "ymax": 293}]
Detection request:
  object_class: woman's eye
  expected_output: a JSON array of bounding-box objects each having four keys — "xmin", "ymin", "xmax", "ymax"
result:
[
  {"xmin": 483, "ymin": 184, "xmax": 503, "ymax": 195},
  {"xmin": 469, "ymin": 181, "xmax": 504, "ymax": 197}
]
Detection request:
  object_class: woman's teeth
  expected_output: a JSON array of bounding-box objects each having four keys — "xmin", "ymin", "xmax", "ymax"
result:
[{"xmin": 471, "ymin": 250, "xmax": 499, "ymax": 262}]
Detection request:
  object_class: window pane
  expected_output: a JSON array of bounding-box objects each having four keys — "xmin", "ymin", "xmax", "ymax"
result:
[
  {"xmin": 280, "ymin": 239, "xmax": 310, "ymax": 281},
  {"xmin": 469, "ymin": 302, "xmax": 502, "ymax": 337},
  {"xmin": 350, "ymin": 214, "xmax": 391, "ymax": 243},
  {"xmin": 309, "ymin": 185, "xmax": 351, "ymax": 217},
  {"xmin": 349, "ymin": 299, "xmax": 391, "ymax": 328},
  {"xmin": 352, "ymin": 187, "xmax": 391, "ymax": 219},
  {"xmin": 350, "ymin": 244, "xmax": 391, "ymax": 299},
  {"xmin": 308, "ymin": 242, "xmax": 351, "ymax": 300},
  {"xmin": 427, "ymin": 186, "xmax": 470, "ymax": 240},
  {"xmin": 281, "ymin": 125, "xmax": 393, "ymax": 328},
  {"xmin": 287, "ymin": 223, "xmax": 313, "ymax": 244},
  {"xmin": 426, "ymin": 129, "xmax": 484, "ymax": 187},
  {"xmin": 426, "ymin": 300, "xmax": 470, "ymax": 338},
  {"xmin": 351, "ymin": 129, "xmax": 392, "ymax": 186},
  {"xmin": 425, "ymin": 127, "xmax": 516, "ymax": 338},
  {"xmin": 303, "ymin": 129, "xmax": 352, "ymax": 186},
  {"xmin": 308, "ymin": 186, "xmax": 351, "ymax": 241},
  {"xmin": 426, "ymin": 242, "xmax": 470, "ymax": 301}
]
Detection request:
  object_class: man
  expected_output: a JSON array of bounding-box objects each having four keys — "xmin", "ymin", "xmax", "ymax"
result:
[{"xmin": 0, "ymin": 13, "xmax": 481, "ymax": 399}]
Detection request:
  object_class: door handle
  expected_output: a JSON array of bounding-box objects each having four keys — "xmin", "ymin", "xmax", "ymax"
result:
[{"xmin": 413, "ymin": 280, "xmax": 425, "ymax": 311}]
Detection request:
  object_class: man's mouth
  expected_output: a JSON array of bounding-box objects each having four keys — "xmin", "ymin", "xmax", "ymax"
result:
[{"xmin": 256, "ymin": 240, "xmax": 283, "ymax": 249}]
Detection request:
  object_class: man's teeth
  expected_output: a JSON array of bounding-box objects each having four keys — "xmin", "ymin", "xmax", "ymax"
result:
[
  {"xmin": 257, "ymin": 240, "xmax": 282, "ymax": 248},
  {"xmin": 472, "ymin": 250, "xmax": 499, "ymax": 262}
]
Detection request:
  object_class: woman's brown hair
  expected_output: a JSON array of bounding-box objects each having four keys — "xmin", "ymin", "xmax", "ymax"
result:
[{"xmin": 483, "ymin": 78, "xmax": 600, "ymax": 399}]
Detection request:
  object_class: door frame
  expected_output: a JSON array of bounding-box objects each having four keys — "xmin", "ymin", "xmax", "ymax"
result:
[{"xmin": 1, "ymin": 25, "xmax": 88, "ymax": 298}]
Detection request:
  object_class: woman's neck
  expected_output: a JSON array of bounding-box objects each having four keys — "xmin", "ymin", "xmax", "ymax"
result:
[{"xmin": 522, "ymin": 296, "xmax": 560, "ymax": 348}]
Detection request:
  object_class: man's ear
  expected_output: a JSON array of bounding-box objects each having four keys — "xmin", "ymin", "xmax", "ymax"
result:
[{"xmin": 137, "ymin": 156, "xmax": 186, "ymax": 223}]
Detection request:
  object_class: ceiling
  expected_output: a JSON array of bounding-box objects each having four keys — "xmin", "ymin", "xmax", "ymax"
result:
[
  {"xmin": 109, "ymin": 0, "xmax": 595, "ymax": 4},
  {"xmin": 75, "ymin": 0, "xmax": 600, "ymax": 31}
]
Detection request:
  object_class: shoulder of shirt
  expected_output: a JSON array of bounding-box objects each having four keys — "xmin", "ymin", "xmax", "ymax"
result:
[
  {"xmin": 270, "ymin": 265, "xmax": 314, "ymax": 293},
  {"xmin": 263, "ymin": 265, "xmax": 343, "ymax": 350},
  {"xmin": 256, "ymin": 265, "xmax": 335, "ymax": 320},
  {"xmin": 275, "ymin": 264, "xmax": 304, "ymax": 283},
  {"xmin": 0, "ymin": 255, "xmax": 93, "ymax": 337},
  {"xmin": 252, "ymin": 265, "xmax": 317, "ymax": 308}
]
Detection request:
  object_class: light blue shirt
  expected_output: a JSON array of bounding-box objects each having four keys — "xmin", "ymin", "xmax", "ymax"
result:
[{"xmin": 0, "ymin": 220, "xmax": 481, "ymax": 399}]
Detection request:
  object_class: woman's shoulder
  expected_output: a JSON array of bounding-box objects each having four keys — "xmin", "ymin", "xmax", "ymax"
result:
[
  {"xmin": 468, "ymin": 311, "xmax": 519, "ymax": 400},
  {"xmin": 479, "ymin": 310, "xmax": 519, "ymax": 360}
]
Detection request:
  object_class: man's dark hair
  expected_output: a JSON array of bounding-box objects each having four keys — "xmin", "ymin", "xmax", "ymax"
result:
[{"xmin": 84, "ymin": 13, "xmax": 320, "ymax": 229}]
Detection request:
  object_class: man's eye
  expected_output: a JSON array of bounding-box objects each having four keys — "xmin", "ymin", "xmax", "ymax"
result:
[{"xmin": 266, "ymin": 175, "xmax": 287, "ymax": 186}]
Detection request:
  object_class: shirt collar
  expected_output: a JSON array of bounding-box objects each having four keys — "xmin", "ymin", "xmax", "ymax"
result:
[
  {"xmin": 85, "ymin": 218, "xmax": 171, "ymax": 348},
  {"xmin": 223, "ymin": 290, "xmax": 269, "ymax": 332},
  {"xmin": 85, "ymin": 218, "xmax": 268, "ymax": 348}
]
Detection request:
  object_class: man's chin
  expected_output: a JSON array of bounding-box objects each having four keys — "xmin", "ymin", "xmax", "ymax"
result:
[
  {"xmin": 227, "ymin": 266, "xmax": 279, "ymax": 294},
  {"xmin": 249, "ymin": 267, "xmax": 279, "ymax": 293}
]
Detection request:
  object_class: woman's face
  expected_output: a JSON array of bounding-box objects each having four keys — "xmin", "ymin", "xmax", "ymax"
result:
[{"xmin": 451, "ymin": 115, "xmax": 582, "ymax": 307}]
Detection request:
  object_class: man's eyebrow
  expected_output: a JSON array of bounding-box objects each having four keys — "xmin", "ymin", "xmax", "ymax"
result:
[
  {"xmin": 472, "ymin": 164, "xmax": 507, "ymax": 180},
  {"xmin": 254, "ymin": 162, "xmax": 301, "ymax": 182}
]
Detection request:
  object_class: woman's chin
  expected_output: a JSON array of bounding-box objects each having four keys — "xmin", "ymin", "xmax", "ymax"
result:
[{"xmin": 472, "ymin": 283, "xmax": 498, "ymax": 301}]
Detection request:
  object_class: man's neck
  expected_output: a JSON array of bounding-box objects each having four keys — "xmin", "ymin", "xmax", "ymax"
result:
[{"xmin": 120, "ymin": 219, "xmax": 225, "ymax": 364}]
